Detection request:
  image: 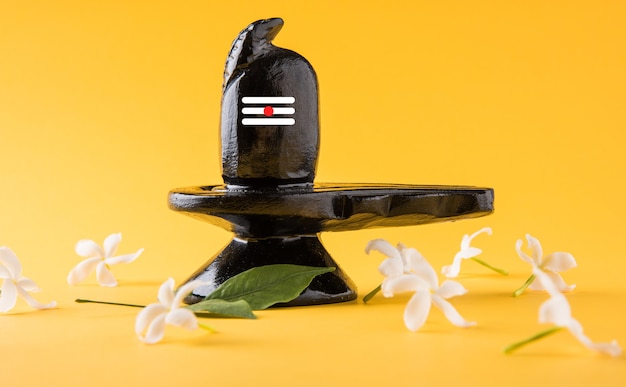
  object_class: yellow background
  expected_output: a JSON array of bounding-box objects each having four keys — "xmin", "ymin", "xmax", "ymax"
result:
[{"xmin": 1, "ymin": 0, "xmax": 625, "ymax": 385}]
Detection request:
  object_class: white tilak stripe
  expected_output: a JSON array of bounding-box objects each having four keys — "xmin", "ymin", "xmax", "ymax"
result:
[
  {"xmin": 242, "ymin": 96, "xmax": 295, "ymax": 104},
  {"xmin": 241, "ymin": 107, "xmax": 295, "ymax": 115},
  {"xmin": 242, "ymin": 118, "xmax": 296, "ymax": 126}
]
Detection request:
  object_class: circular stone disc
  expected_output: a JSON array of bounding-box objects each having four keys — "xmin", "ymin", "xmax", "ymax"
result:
[{"xmin": 169, "ymin": 183, "xmax": 494, "ymax": 238}]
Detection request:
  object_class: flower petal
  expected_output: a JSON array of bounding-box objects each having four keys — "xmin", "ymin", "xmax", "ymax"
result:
[
  {"xmin": 405, "ymin": 249, "xmax": 439, "ymax": 289},
  {"xmin": 441, "ymin": 254, "xmax": 463, "ymax": 278},
  {"xmin": 458, "ymin": 247, "xmax": 482, "ymax": 259},
  {"xmin": 381, "ymin": 274, "xmax": 426, "ymax": 297},
  {"xmin": 538, "ymin": 294, "xmax": 572, "ymax": 326},
  {"xmin": 136, "ymin": 308, "xmax": 168, "ymax": 344},
  {"xmin": 75, "ymin": 239, "xmax": 104, "ymax": 258},
  {"xmin": 461, "ymin": 227, "xmax": 492, "ymax": 249},
  {"xmin": 0, "ymin": 281, "xmax": 18, "ymax": 312},
  {"xmin": 515, "ymin": 239, "xmax": 534, "ymax": 265},
  {"xmin": 565, "ymin": 319, "xmax": 622, "ymax": 357},
  {"xmin": 0, "ymin": 247, "xmax": 22, "ymax": 279},
  {"xmin": 532, "ymin": 267, "xmax": 568, "ymax": 296},
  {"xmin": 142, "ymin": 315, "xmax": 167, "ymax": 344},
  {"xmin": 172, "ymin": 280, "xmax": 208, "ymax": 307},
  {"xmin": 403, "ymin": 289, "xmax": 432, "ymax": 331},
  {"xmin": 378, "ymin": 256, "xmax": 404, "ymax": 278},
  {"xmin": 0, "ymin": 264, "xmax": 10, "ymax": 279},
  {"xmin": 95, "ymin": 263, "xmax": 118, "ymax": 287},
  {"xmin": 400, "ymin": 248, "xmax": 438, "ymax": 287},
  {"xmin": 135, "ymin": 303, "xmax": 168, "ymax": 334},
  {"xmin": 67, "ymin": 257, "xmax": 101, "ymax": 285},
  {"xmin": 582, "ymin": 340, "xmax": 623, "ymax": 357},
  {"xmin": 544, "ymin": 270, "xmax": 575, "ymax": 292},
  {"xmin": 542, "ymin": 252, "xmax": 577, "ymax": 273},
  {"xmin": 17, "ymin": 277, "xmax": 41, "ymax": 292},
  {"xmin": 526, "ymin": 234, "xmax": 543, "ymax": 265},
  {"xmin": 398, "ymin": 245, "xmax": 423, "ymax": 269},
  {"xmin": 365, "ymin": 239, "xmax": 401, "ymax": 261},
  {"xmin": 437, "ymin": 280, "xmax": 468, "ymax": 299},
  {"xmin": 16, "ymin": 286, "xmax": 56, "ymax": 310},
  {"xmin": 527, "ymin": 276, "xmax": 545, "ymax": 291},
  {"xmin": 103, "ymin": 233, "xmax": 122, "ymax": 258},
  {"xmin": 165, "ymin": 308, "xmax": 198, "ymax": 330},
  {"xmin": 105, "ymin": 248, "xmax": 144, "ymax": 266},
  {"xmin": 460, "ymin": 234, "xmax": 471, "ymax": 250},
  {"xmin": 471, "ymin": 227, "xmax": 493, "ymax": 239},
  {"xmin": 157, "ymin": 278, "xmax": 176, "ymax": 307},
  {"xmin": 432, "ymin": 294, "xmax": 476, "ymax": 327}
]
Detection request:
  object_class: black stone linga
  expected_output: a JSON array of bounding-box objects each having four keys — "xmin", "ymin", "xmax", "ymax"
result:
[
  {"xmin": 221, "ymin": 18, "xmax": 319, "ymax": 188},
  {"xmin": 169, "ymin": 18, "xmax": 494, "ymax": 306}
]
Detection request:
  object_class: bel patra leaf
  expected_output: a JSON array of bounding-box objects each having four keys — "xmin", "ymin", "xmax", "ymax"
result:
[
  {"xmin": 187, "ymin": 299, "xmax": 256, "ymax": 319},
  {"xmin": 203, "ymin": 264, "xmax": 336, "ymax": 310}
]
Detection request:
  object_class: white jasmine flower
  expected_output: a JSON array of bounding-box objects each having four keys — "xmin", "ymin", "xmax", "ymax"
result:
[
  {"xmin": 362, "ymin": 239, "xmax": 427, "ymax": 302},
  {"xmin": 366, "ymin": 239, "xmax": 476, "ymax": 331},
  {"xmin": 0, "ymin": 247, "xmax": 56, "ymax": 312},
  {"xmin": 506, "ymin": 268, "xmax": 621, "ymax": 356},
  {"xmin": 514, "ymin": 234, "xmax": 576, "ymax": 296},
  {"xmin": 67, "ymin": 233, "xmax": 143, "ymax": 287},
  {"xmin": 135, "ymin": 278, "xmax": 212, "ymax": 344},
  {"xmin": 442, "ymin": 227, "xmax": 505, "ymax": 278},
  {"xmin": 366, "ymin": 239, "xmax": 425, "ymax": 279}
]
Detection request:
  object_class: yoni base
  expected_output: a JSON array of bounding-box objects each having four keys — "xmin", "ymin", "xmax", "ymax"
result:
[{"xmin": 182, "ymin": 235, "xmax": 357, "ymax": 306}]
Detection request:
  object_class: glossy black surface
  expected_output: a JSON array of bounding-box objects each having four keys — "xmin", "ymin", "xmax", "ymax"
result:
[
  {"xmin": 221, "ymin": 18, "xmax": 319, "ymax": 187},
  {"xmin": 183, "ymin": 236, "xmax": 357, "ymax": 305},
  {"xmin": 169, "ymin": 18, "xmax": 495, "ymax": 306},
  {"xmin": 169, "ymin": 184, "xmax": 494, "ymax": 238}
]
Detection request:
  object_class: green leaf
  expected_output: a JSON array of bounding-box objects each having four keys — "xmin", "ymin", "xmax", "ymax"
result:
[
  {"xmin": 187, "ymin": 299, "xmax": 256, "ymax": 319},
  {"xmin": 204, "ymin": 264, "xmax": 336, "ymax": 310}
]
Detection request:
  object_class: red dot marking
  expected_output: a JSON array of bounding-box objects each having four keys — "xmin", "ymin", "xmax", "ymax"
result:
[{"xmin": 264, "ymin": 106, "xmax": 274, "ymax": 117}]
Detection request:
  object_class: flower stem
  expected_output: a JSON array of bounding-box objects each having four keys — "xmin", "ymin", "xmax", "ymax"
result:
[
  {"xmin": 75, "ymin": 298, "xmax": 145, "ymax": 308},
  {"xmin": 198, "ymin": 323, "xmax": 217, "ymax": 333},
  {"xmin": 363, "ymin": 284, "xmax": 382, "ymax": 304},
  {"xmin": 470, "ymin": 257, "xmax": 508, "ymax": 275},
  {"xmin": 504, "ymin": 326, "xmax": 564, "ymax": 354},
  {"xmin": 76, "ymin": 298, "xmax": 226, "ymax": 323},
  {"xmin": 513, "ymin": 274, "xmax": 536, "ymax": 297}
]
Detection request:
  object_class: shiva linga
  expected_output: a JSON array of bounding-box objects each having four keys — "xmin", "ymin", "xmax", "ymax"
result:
[{"xmin": 169, "ymin": 18, "xmax": 494, "ymax": 306}]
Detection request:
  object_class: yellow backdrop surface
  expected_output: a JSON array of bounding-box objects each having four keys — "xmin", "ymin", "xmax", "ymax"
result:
[{"xmin": 1, "ymin": 1, "xmax": 625, "ymax": 385}]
